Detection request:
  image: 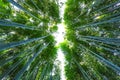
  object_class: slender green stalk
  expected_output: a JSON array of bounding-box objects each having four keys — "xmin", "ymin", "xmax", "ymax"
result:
[
  {"xmin": 80, "ymin": 44, "xmax": 120, "ymax": 73},
  {"xmin": 79, "ymin": 36, "xmax": 120, "ymax": 46},
  {"xmin": 0, "ymin": 19, "xmax": 35, "ymax": 30},
  {"xmin": 77, "ymin": 16, "xmax": 120, "ymax": 29},
  {"xmin": 0, "ymin": 35, "xmax": 48, "ymax": 51},
  {"xmin": 0, "ymin": 57, "xmax": 26, "ymax": 79},
  {"xmin": 82, "ymin": 36, "xmax": 120, "ymax": 43},
  {"xmin": 0, "ymin": 43, "xmax": 42, "ymax": 66},
  {"xmin": 83, "ymin": 40, "xmax": 120, "ymax": 56},
  {"xmin": 74, "ymin": 58, "xmax": 92, "ymax": 80},
  {"xmin": 0, "ymin": 43, "xmax": 42, "ymax": 79},
  {"xmin": 25, "ymin": 57, "xmax": 43, "ymax": 80},
  {"xmin": 93, "ymin": 12, "xmax": 120, "ymax": 22},
  {"xmin": 7, "ymin": 0, "xmax": 40, "ymax": 20},
  {"xmin": 30, "ymin": 0, "xmax": 40, "ymax": 10},
  {"xmin": 39, "ymin": 63, "xmax": 49, "ymax": 80},
  {"xmin": 93, "ymin": 0, "xmax": 120, "ymax": 13},
  {"xmin": 14, "ymin": 43, "xmax": 49, "ymax": 80}
]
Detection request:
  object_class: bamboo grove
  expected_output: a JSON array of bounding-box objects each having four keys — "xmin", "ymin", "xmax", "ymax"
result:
[
  {"xmin": 64, "ymin": 0, "xmax": 120, "ymax": 80},
  {"xmin": 0, "ymin": 0, "xmax": 120, "ymax": 80}
]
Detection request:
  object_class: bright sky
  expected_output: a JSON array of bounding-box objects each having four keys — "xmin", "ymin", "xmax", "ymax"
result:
[
  {"xmin": 53, "ymin": 0, "xmax": 66, "ymax": 45},
  {"xmin": 53, "ymin": 23, "xmax": 65, "ymax": 45},
  {"xmin": 57, "ymin": 48, "xmax": 66, "ymax": 80},
  {"xmin": 53, "ymin": 0, "xmax": 67, "ymax": 80}
]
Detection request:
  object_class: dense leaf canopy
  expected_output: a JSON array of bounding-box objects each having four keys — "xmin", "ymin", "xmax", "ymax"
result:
[{"xmin": 0, "ymin": 0, "xmax": 120, "ymax": 80}]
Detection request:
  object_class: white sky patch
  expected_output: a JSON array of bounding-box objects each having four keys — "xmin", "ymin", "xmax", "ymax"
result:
[
  {"xmin": 81, "ymin": 3, "xmax": 86, "ymax": 8},
  {"xmin": 57, "ymin": 49, "xmax": 66, "ymax": 80},
  {"xmin": 115, "ymin": 2, "xmax": 120, "ymax": 7},
  {"xmin": 29, "ymin": 18, "xmax": 34, "ymax": 22},
  {"xmin": 10, "ymin": 0, "xmax": 21, "ymax": 11},
  {"xmin": 53, "ymin": 0, "xmax": 67, "ymax": 80},
  {"xmin": 10, "ymin": 31, "xmax": 16, "ymax": 34},
  {"xmin": 13, "ymin": 13, "xmax": 16, "ymax": 16},
  {"xmin": 53, "ymin": 23, "xmax": 65, "ymax": 45},
  {"xmin": 58, "ymin": 0, "xmax": 66, "ymax": 20},
  {"xmin": 53, "ymin": 0, "xmax": 66, "ymax": 45},
  {"xmin": 12, "ymin": 5, "xmax": 20, "ymax": 11}
]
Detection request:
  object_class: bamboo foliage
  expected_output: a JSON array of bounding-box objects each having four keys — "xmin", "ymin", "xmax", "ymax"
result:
[
  {"xmin": 64, "ymin": 0, "xmax": 120, "ymax": 80},
  {"xmin": 0, "ymin": 19, "xmax": 35, "ymax": 30},
  {"xmin": 79, "ymin": 44, "xmax": 120, "ymax": 73},
  {"xmin": 7, "ymin": 0, "xmax": 40, "ymax": 20},
  {"xmin": 0, "ymin": 43, "xmax": 42, "ymax": 67},
  {"xmin": 0, "ymin": 43, "xmax": 41, "ymax": 79},
  {"xmin": 0, "ymin": 0, "xmax": 59, "ymax": 80},
  {"xmin": 14, "ymin": 43, "xmax": 49, "ymax": 80},
  {"xmin": 1, "ymin": 0, "xmax": 120, "ymax": 80},
  {"xmin": 0, "ymin": 35, "xmax": 49, "ymax": 51},
  {"xmin": 74, "ymin": 58, "xmax": 92, "ymax": 80}
]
